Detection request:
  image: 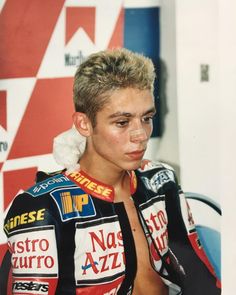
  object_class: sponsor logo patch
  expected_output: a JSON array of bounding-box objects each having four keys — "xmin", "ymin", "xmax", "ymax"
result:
[
  {"xmin": 27, "ymin": 174, "xmax": 74, "ymax": 197},
  {"xmin": 50, "ymin": 187, "xmax": 96, "ymax": 221},
  {"xmin": 139, "ymin": 196, "xmax": 168, "ymax": 271},
  {"xmin": 74, "ymin": 216, "xmax": 125, "ymax": 285},
  {"xmin": 4, "ymin": 208, "xmax": 45, "ymax": 233},
  {"xmin": 141, "ymin": 169, "xmax": 175, "ymax": 193},
  {"xmin": 8, "ymin": 225, "xmax": 58, "ymax": 277},
  {"xmin": 12, "ymin": 279, "xmax": 49, "ymax": 294},
  {"xmin": 66, "ymin": 171, "xmax": 114, "ymax": 202}
]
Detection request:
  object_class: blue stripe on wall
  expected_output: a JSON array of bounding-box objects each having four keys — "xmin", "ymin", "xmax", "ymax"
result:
[{"xmin": 124, "ymin": 7, "xmax": 161, "ymax": 137}]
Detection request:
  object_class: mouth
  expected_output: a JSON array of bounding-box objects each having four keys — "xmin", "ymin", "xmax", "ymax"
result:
[{"xmin": 126, "ymin": 150, "xmax": 145, "ymax": 160}]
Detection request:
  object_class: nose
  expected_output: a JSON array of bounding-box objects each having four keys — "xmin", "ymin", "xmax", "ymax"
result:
[{"xmin": 130, "ymin": 128, "xmax": 148, "ymax": 143}]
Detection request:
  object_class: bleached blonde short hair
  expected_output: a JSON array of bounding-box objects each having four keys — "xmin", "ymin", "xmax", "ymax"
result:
[{"xmin": 73, "ymin": 48, "xmax": 156, "ymax": 126}]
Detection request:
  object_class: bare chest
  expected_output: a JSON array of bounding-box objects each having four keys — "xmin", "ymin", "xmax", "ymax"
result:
[{"xmin": 122, "ymin": 198, "xmax": 168, "ymax": 295}]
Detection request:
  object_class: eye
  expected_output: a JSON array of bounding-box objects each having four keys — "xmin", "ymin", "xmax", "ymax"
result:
[
  {"xmin": 115, "ymin": 120, "xmax": 129, "ymax": 127},
  {"xmin": 142, "ymin": 115, "xmax": 154, "ymax": 124}
]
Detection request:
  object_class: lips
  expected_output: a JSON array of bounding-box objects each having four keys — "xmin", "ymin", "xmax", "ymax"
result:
[{"xmin": 126, "ymin": 150, "xmax": 145, "ymax": 160}]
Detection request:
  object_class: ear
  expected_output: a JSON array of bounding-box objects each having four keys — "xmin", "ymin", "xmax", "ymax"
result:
[{"xmin": 73, "ymin": 112, "xmax": 92, "ymax": 137}]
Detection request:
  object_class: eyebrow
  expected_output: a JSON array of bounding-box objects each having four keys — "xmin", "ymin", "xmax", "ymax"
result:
[{"xmin": 109, "ymin": 107, "xmax": 156, "ymax": 119}]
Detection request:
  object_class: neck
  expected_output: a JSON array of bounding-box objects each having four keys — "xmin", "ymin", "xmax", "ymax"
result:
[{"xmin": 78, "ymin": 152, "xmax": 130, "ymax": 199}]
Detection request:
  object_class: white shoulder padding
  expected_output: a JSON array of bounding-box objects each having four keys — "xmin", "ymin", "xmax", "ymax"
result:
[{"xmin": 53, "ymin": 127, "xmax": 86, "ymax": 172}]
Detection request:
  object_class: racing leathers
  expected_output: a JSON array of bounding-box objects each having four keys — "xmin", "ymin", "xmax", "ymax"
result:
[{"xmin": 3, "ymin": 161, "xmax": 221, "ymax": 295}]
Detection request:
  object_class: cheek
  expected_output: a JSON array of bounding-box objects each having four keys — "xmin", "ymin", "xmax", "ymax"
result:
[
  {"xmin": 109, "ymin": 134, "xmax": 127, "ymax": 146},
  {"xmin": 105, "ymin": 129, "xmax": 129, "ymax": 145},
  {"xmin": 95, "ymin": 130, "xmax": 127, "ymax": 147}
]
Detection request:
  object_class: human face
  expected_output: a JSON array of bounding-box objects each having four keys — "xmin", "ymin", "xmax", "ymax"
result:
[{"xmin": 87, "ymin": 88, "xmax": 156, "ymax": 172}]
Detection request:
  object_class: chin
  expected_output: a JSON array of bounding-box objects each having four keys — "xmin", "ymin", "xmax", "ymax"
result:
[{"xmin": 123, "ymin": 160, "xmax": 142, "ymax": 171}]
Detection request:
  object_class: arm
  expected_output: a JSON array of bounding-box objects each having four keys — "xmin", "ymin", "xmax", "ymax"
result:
[
  {"xmin": 0, "ymin": 249, "xmax": 11, "ymax": 295},
  {"xmin": 165, "ymin": 172, "xmax": 221, "ymax": 293},
  {"xmin": 4, "ymin": 192, "xmax": 59, "ymax": 295}
]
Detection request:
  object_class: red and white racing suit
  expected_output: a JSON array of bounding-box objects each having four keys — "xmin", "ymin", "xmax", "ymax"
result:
[{"xmin": 3, "ymin": 161, "xmax": 221, "ymax": 294}]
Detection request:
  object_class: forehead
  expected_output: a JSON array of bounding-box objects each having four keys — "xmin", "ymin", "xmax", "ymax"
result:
[{"xmin": 99, "ymin": 88, "xmax": 155, "ymax": 116}]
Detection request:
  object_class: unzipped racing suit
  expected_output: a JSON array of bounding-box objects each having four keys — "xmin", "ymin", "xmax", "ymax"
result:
[{"xmin": 3, "ymin": 161, "xmax": 221, "ymax": 295}]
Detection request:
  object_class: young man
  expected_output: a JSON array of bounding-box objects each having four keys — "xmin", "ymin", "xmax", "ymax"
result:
[{"xmin": 3, "ymin": 48, "xmax": 220, "ymax": 294}]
